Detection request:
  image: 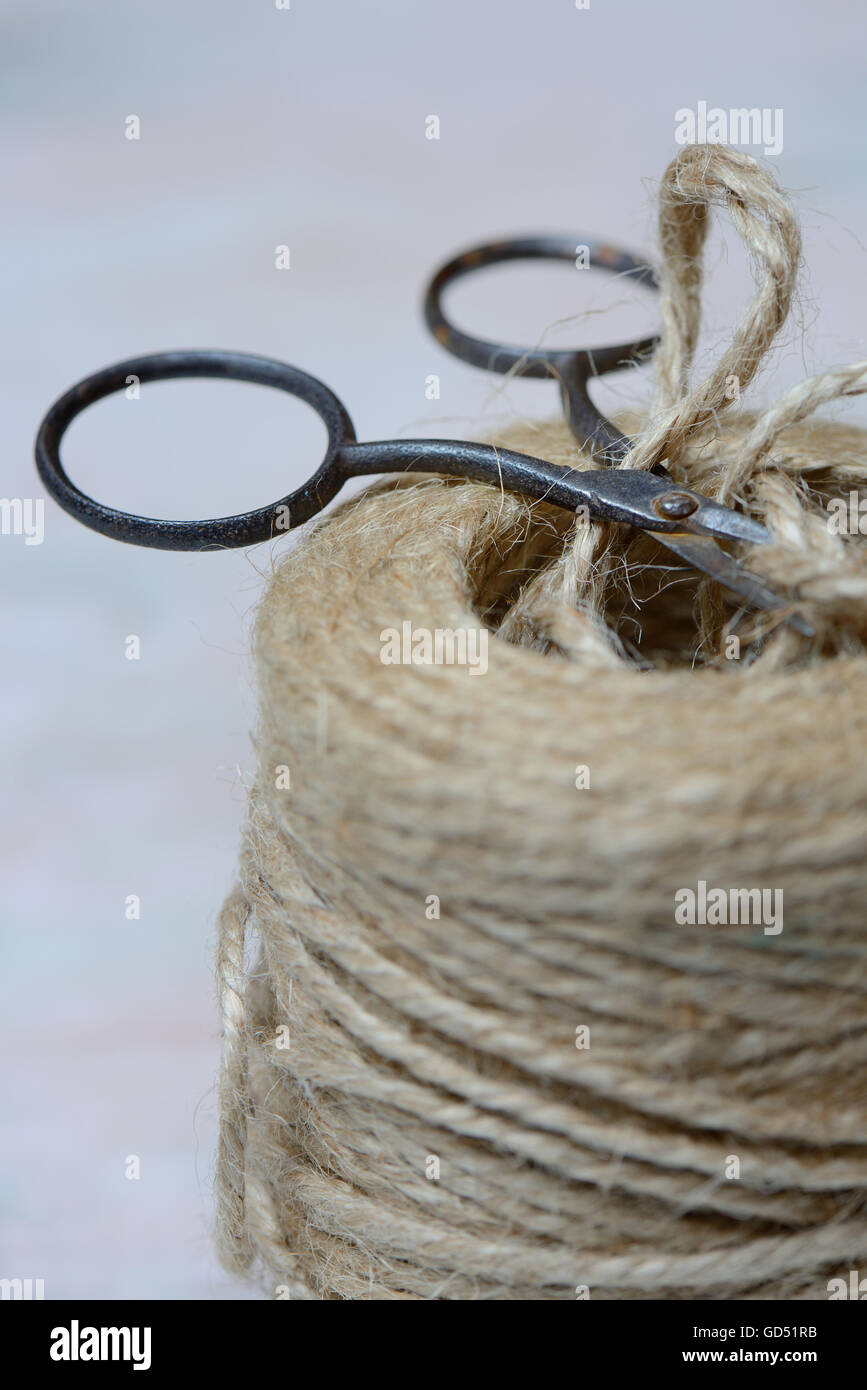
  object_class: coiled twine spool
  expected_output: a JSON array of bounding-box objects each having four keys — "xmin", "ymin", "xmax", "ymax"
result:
[{"xmin": 216, "ymin": 147, "xmax": 867, "ymax": 1299}]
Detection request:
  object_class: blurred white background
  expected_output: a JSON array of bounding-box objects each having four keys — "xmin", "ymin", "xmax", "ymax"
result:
[{"xmin": 2, "ymin": 0, "xmax": 865, "ymax": 1299}]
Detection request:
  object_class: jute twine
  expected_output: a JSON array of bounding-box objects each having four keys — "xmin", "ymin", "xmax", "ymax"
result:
[{"xmin": 215, "ymin": 146, "xmax": 867, "ymax": 1299}]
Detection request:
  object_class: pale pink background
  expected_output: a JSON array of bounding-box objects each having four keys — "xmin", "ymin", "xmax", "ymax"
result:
[{"xmin": 2, "ymin": 0, "xmax": 866, "ymax": 1298}]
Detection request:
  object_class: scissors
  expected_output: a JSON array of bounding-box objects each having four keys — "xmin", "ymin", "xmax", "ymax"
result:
[{"xmin": 34, "ymin": 233, "xmax": 810, "ymax": 635}]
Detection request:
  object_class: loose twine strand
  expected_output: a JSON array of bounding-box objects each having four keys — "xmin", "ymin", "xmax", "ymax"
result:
[{"xmin": 215, "ymin": 146, "xmax": 867, "ymax": 1299}]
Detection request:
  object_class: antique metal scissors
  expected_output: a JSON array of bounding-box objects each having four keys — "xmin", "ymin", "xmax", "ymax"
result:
[{"xmin": 34, "ymin": 233, "xmax": 810, "ymax": 633}]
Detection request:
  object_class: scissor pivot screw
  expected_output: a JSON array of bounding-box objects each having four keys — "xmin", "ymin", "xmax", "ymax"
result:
[{"xmin": 655, "ymin": 491, "xmax": 699, "ymax": 519}]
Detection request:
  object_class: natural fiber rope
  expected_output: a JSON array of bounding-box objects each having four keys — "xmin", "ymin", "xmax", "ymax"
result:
[{"xmin": 215, "ymin": 146, "xmax": 867, "ymax": 1299}]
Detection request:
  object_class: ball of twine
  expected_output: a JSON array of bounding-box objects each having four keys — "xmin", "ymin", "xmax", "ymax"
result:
[{"xmin": 216, "ymin": 146, "xmax": 867, "ymax": 1300}]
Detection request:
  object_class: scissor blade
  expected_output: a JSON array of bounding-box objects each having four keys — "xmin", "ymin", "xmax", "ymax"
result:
[
  {"xmin": 574, "ymin": 468, "xmax": 773, "ymax": 545},
  {"xmin": 648, "ymin": 530, "xmax": 814, "ymax": 637},
  {"xmin": 684, "ymin": 499, "xmax": 772, "ymax": 547}
]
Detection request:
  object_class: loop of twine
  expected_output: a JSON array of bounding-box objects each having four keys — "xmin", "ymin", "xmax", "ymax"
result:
[
  {"xmin": 627, "ymin": 145, "xmax": 867, "ymax": 491},
  {"xmin": 505, "ymin": 146, "xmax": 867, "ymax": 647}
]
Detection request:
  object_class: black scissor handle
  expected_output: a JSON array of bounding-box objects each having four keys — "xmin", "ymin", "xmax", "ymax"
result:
[
  {"xmin": 423, "ymin": 235, "xmax": 659, "ymax": 462},
  {"xmin": 34, "ymin": 350, "xmax": 357, "ymax": 551},
  {"xmin": 34, "ymin": 342, "xmax": 728, "ymax": 554}
]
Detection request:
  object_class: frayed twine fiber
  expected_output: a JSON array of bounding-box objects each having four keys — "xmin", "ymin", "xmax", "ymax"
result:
[{"xmin": 215, "ymin": 146, "xmax": 867, "ymax": 1300}]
